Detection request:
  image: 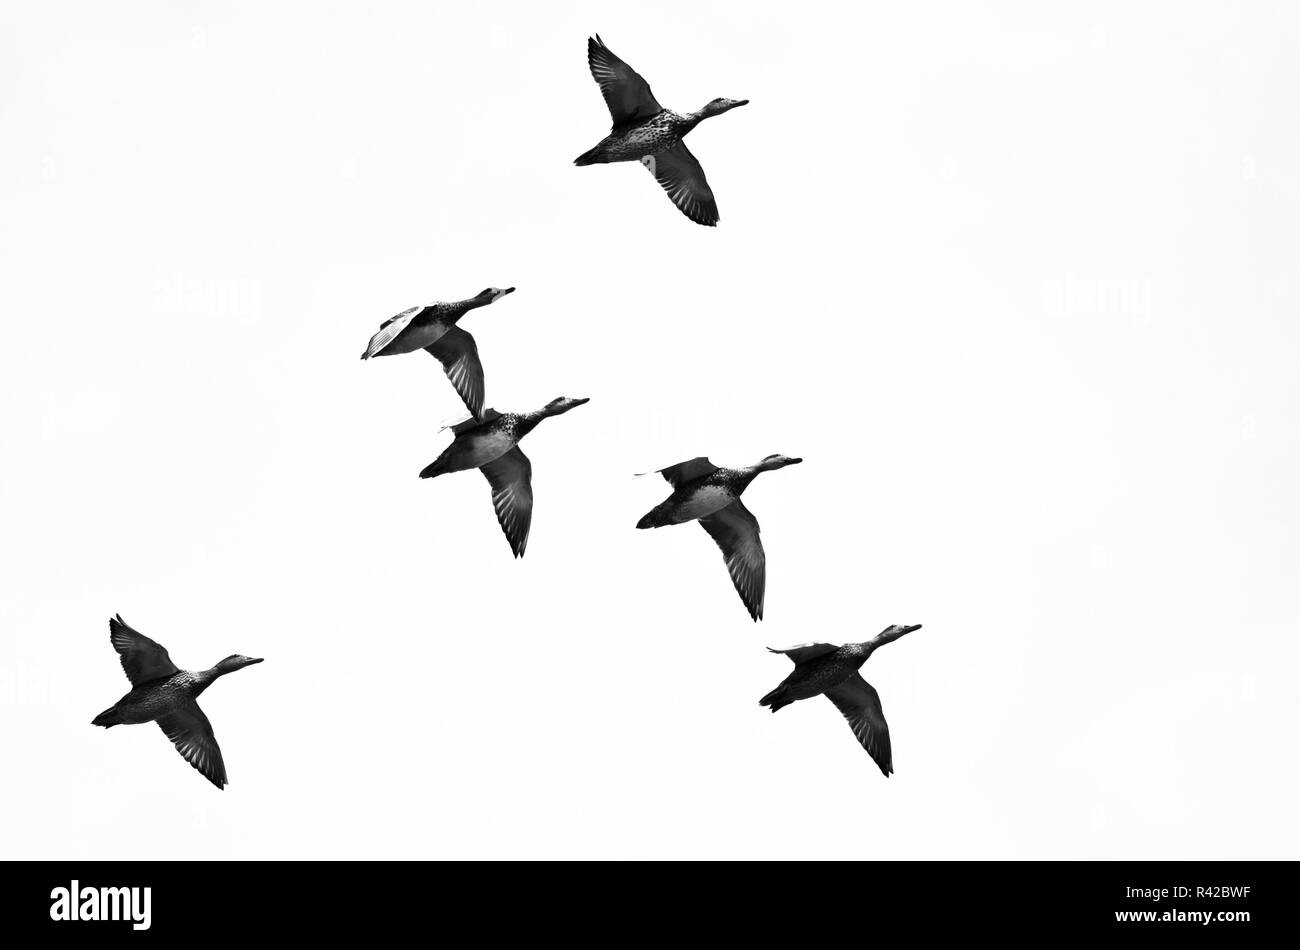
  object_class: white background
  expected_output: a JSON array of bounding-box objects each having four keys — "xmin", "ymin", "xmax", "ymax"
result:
[{"xmin": 2, "ymin": 1, "xmax": 1297, "ymax": 859}]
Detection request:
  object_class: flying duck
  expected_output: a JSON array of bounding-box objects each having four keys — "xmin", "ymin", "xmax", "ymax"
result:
[
  {"xmin": 419, "ymin": 397, "xmax": 590, "ymax": 557},
  {"xmin": 91, "ymin": 615, "xmax": 263, "ymax": 790},
  {"xmin": 636, "ymin": 455, "xmax": 801, "ymax": 620},
  {"xmin": 360, "ymin": 287, "xmax": 515, "ymax": 419},
  {"xmin": 762, "ymin": 624, "xmax": 922, "ymax": 776},
  {"xmin": 575, "ymin": 34, "xmax": 748, "ymax": 226}
]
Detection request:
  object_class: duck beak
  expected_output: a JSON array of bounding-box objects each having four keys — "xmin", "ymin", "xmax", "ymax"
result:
[
  {"xmin": 572, "ymin": 397, "xmax": 591, "ymax": 406},
  {"xmin": 900, "ymin": 625, "xmax": 922, "ymax": 635},
  {"xmin": 248, "ymin": 657, "xmax": 265, "ymax": 665},
  {"xmin": 501, "ymin": 287, "xmax": 515, "ymax": 295},
  {"xmin": 789, "ymin": 457, "xmax": 803, "ymax": 464}
]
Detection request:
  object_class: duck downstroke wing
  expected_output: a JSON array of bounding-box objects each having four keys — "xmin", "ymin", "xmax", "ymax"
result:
[
  {"xmin": 156, "ymin": 700, "xmax": 227, "ymax": 789},
  {"xmin": 361, "ymin": 306, "xmax": 423, "ymax": 359},
  {"xmin": 699, "ymin": 499, "xmax": 766, "ymax": 621},
  {"xmin": 481, "ymin": 447, "xmax": 533, "ymax": 558},
  {"xmin": 643, "ymin": 457, "xmax": 717, "ymax": 489},
  {"xmin": 643, "ymin": 143, "xmax": 719, "ymax": 227},
  {"xmin": 109, "ymin": 615, "xmax": 179, "ymax": 687},
  {"xmin": 587, "ymin": 34, "xmax": 662, "ymax": 129},
  {"xmin": 824, "ymin": 674, "xmax": 893, "ymax": 776},
  {"xmin": 426, "ymin": 327, "xmax": 485, "ymax": 420},
  {"xmin": 767, "ymin": 643, "xmax": 839, "ymax": 665}
]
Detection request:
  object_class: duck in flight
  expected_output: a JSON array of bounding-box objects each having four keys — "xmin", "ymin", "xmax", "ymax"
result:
[
  {"xmin": 360, "ymin": 287, "xmax": 515, "ymax": 419},
  {"xmin": 762, "ymin": 624, "xmax": 922, "ymax": 776},
  {"xmin": 575, "ymin": 34, "xmax": 748, "ymax": 226},
  {"xmin": 636, "ymin": 455, "xmax": 801, "ymax": 620},
  {"xmin": 419, "ymin": 397, "xmax": 590, "ymax": 558},
  {"xmin": 91, "ymin": 615, "xmax": 263, "ymax": 790}
]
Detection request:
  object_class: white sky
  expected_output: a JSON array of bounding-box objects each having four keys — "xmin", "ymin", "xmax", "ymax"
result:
[{"xmin": 2, "ymin": 1, "xmax": 1298, "ymax": 859}]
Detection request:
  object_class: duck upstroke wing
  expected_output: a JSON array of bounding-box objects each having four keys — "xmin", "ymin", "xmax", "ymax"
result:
[
  {"xmin": 426, "ymin": 327, "xmax": 485, "ymax": 420},
  {"xmin": 587, "ymin": 34, "xmax": 663, "ymax": 129},
  {"xmin": 481, "ymin": 447, "xmax": 533, "ymax": 558},
  {"xmin": 699, "ymin": 498, "xmax": 766, "ymax": 621},
  {"xmin": 824, "ymin": 673, "xmax": 893, "ymax": 776},
  {"xmin": 642, "ymin": 457, "xmax": 717, "ymax": 489},
  {"xmin": 156, "ymin": 700, "xmax": 228, "ymax": 789},
  {"xmin": 361, "ymin": 306, "xmax": 423, "ymax": 359},
  {"xmin": 642, "ymin": 143, "xmax": 720, "ymax": 227},
  {"xmin": 108, "ymin": 615, "xmax": 179, "ymax": 687},
  {"xmin": 767, "ymin": 642, "xmax": 839, "ymax": 665}
]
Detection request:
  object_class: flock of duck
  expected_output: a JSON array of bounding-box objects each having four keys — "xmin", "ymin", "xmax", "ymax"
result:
[{"xmin": 92, "ymin": 35, "xmax": 922, "ymax": 788}]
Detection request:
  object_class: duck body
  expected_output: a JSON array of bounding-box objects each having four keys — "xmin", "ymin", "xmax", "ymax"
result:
[
  {"xmin": 761, "ymin": 625, "xmax": 922, "ymax": 776},
  {"xmin": 420, "ymin": 411, "xmax": 539, "ymax": 478},
  {"xmin": 762, "ymin": 644, "xmax": 870, "ymax": 706},
  {"xmin": 636, "ymin": 467, "xmax": 755, "ymax": 528},
  {"xmin": 94, "ymin": 669, "xmax": 210, "ymax": 727},
  {"xmin": 361, "ymin": 300, "xmax": 470, "ymax": 359},
  {"xmin": 575, "ymin": 110, "xmax": 697, "ymax": 166}
]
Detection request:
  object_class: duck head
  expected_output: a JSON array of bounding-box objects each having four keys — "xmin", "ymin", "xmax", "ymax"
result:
[
  {"xmin": 538, "ymin": 396, "xmax": 591, "ymax": 417},
  {"xmin": 879, "ymin": 623, "xmax": 922, "ymax": 639},
  {"xmin": 755, "ymin": 453, "xmax": 802, "ymax": 471},
  {"xmin": 475, "ymin": 287, "xmax": 516, "ymax": 304},
  {"xmin": 697, "ymin": 97, "xmax": 749, "ymax": 119},
  {"xmin": 214, "ymin": 654, "xmax": 264, "ymax": 675},
  {"xmin": 862, "ymin": 623, "xmax": 922, "ymax": 653}
]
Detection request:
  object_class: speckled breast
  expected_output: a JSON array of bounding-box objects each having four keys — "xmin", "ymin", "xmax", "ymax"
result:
[{"xmin": 607, "ymin": 117, "xmax": 683, "ymax": 162}]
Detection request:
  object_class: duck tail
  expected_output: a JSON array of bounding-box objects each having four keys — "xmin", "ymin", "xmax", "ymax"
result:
[
  {"xmin": 573, "ymin": 146, "xmax": 602, "ymax": 166},
  {"xmin": 92, "ymin": 707, "xmax": 122, "ymax": 728},
  {"xmin": 759, "ymin": 687, "xmax": 793, "ymax": 714}
]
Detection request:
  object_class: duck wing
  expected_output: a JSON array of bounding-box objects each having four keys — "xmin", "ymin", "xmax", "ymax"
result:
[
  {"xmin": 641, "ymin": 457, "xmax": 717, "ymax": 489},
  {"xmin": 480, "ymin": 447, "xmax": 533, "ymax": 558},
  {"xmin": 426, "ymin": 327, "xmax": 485, "ymax": 420},
  {"xmin": 587, "ymin": 34, "xmax": 662, "ymax": 129},
  {"xmin": 824, "ymin": 673, "xmax": 893, "ymax": 776},
  {"xmin": 767, "ymin": 643, "xmax": 840, "ymax": 665},
  {"xmin": 698, "ymin": 499, "xmax": 765, "ymax": 621},
  {"xmin": 156, "ymin": 700, "xmax": 228, "ymax": 789},
  {"xmin": 642, "ymin": 143, "xmax": 719, "ymax": 227},
  {"xmin": 361, "ymin": 305, "xmax": 423, "ymax": 359},
  {"xmin": 108, "ymin": 615, "xmax": 179, "ymax": 687}
]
